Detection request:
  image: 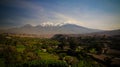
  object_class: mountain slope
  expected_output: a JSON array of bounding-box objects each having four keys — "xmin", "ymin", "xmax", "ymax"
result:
[
  {"xmin": 87, "ymin": 29, "xmax": 120, "ymax": 36},
  {"xmin": 2, "ymin": 24, "xmax": 102, "ymax": 34}
]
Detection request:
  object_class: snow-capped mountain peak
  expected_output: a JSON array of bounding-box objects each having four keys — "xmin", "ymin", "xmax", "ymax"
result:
[{"xmin": 40, "ymin": 22, "xmax": 66, "ymax": 27}]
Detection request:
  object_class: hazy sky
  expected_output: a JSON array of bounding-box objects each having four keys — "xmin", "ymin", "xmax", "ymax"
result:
[{"xmin": 0, "ymin": 0, "xmax": 120, "ymax": 30}]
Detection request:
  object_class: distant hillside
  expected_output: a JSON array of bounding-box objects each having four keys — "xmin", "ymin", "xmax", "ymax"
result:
[
  {"xmin": 87, "ymin": 29, "xmax": 120, "ymax": 36},
  {"xmin": 1, "ymin": 23, "xmax": 102, "ymax": 35}
]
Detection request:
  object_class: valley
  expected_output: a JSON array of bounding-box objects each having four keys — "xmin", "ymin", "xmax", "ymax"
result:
[{"xmin": 0, "ymin": 33, "xmax": 120, "ymax": 67}]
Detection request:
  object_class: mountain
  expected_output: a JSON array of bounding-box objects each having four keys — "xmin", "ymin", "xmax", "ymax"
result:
[
  {"xmin": 87, "ymin": 29, "xmax": 120, "ymax": 36},
  {"xmin": 1, "ymin": 23, "xmax": 102, "ymax": 35}
]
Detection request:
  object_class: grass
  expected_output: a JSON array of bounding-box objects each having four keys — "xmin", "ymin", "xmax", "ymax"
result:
[
  {"xmin": 38, "ymin": 51, "xmax": 59, "ymax": 60},
  {"xmin": 16, "ymin": 45, "xmax": 25, "ymax": 53},
  {"xmin": 0, "ymin": 58, "xmax": 5, "ymax": 67}
]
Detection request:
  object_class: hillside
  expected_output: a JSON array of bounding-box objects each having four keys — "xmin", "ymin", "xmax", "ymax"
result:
[{"xmin": 1, "ymin": 24, "xmax": 101, "ymax": 35}]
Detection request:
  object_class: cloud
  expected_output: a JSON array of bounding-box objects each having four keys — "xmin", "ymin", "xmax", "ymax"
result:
[
  {"xmin": 0, "ymin": 0, "xmax": 45, "ymax": 26},
  {"xmin": 0, "ymin": 0, "xmax": 44, "ymax": 11},
  {"xmin": 0, "ymin": 0, "xmax": 120, "ymax": 30},
  {"xmin": 54, "ymin": 13, "xmax": 84, "ymax": 25}
]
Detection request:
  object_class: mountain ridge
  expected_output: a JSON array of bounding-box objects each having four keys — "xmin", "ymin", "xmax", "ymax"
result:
[{"xmin": 0, "ymin": 23, "xmax": 104, "ymax": 34}]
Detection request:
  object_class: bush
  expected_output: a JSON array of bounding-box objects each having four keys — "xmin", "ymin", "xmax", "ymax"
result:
[
  {"xmin": 9, "ymin": 60, "xmax": 68, "ymax": 67},
  {"xmin": 72, "ymin": 60, "xmax": 102, "ymax": 67}
]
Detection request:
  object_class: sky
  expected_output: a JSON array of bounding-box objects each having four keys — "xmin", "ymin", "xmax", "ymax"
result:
[{"xmin": 0, "ymin": 0, "xmax": 120, "ymax": 30}]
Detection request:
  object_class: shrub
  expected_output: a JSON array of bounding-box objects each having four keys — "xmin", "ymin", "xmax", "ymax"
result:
[{"xmin": 9, "ymin": 60, "xmax": 68, "ymax": 67}]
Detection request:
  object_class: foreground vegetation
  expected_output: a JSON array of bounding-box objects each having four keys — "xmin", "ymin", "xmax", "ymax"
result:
[{"xmin": 0, "ymin": 33, "xmax": 119, "ymax": 67}]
